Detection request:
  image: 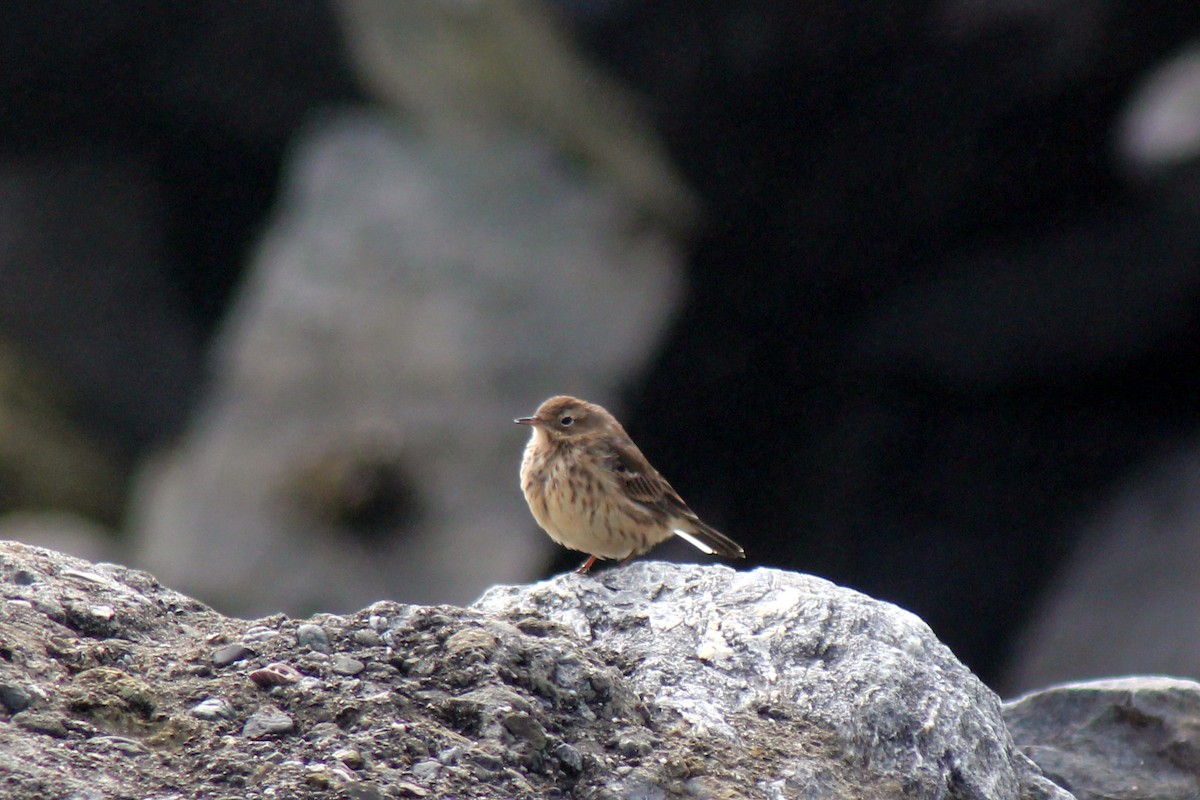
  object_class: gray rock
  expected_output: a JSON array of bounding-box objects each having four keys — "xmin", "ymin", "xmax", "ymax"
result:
[
  {"xmin": 0, "ymin": 540, "xmax": 1074, "ymax": 799},
  {"xmin": 130, "ymin": 109, "xmax": 683, "ymax": 615},
  {"xmin": 409, "ymin": 759, "xmax": 441, "ymax": 782},
  {"xmin": 189, "ymin": 697, "xmax": 233, "ymax": 721},
  {"xmin": 331, "ymin": 655, "xmax": 366, "ymax": 676},
  {"xmin": 0, "ymin": 683, "xmax": 33, "ymax": 714},
  {"xmin": 242, "ymin": 706, "xmax": 295, "ymax": 738},
  {"xmin": 11, "ymin": 710, "xmax": 69, "ymax": 738},
  {"xmin": 211, "ymin": 643, "xmax": 254, "ymax": 667},
  {"xmin": 475, "ymin": 562, "xmax": 1068, "ymax": 800},
  {"xmin": 296, "ymin": 622, "xmax": 330, "ymax": 652},
  {"xmin": 1004, "ymin": 676, "xmax": 1200, "ymax": 800}
]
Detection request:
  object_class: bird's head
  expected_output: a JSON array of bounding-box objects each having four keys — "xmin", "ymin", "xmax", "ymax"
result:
[{"xmin": 515, "ymin": 395, "xmax": 612, "ymax": 440}]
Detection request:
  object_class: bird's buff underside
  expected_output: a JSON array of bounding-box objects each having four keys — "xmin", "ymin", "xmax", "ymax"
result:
[{"xmin": 516, "ymin": 395, "xmax": 744, "ymax": 573}]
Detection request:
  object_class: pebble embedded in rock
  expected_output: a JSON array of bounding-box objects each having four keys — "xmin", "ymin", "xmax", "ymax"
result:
[
  {"xmin": 307, "ymin": 721, "xmax": 342, "ymax": 741},
  {"xmin": 333, "ymin": 747, "xmax": 364, "ymax": 768},
  {"xmin": 190, "ymin": 697, "xmax": 234, "ymax": 720},
  {"xmin": 90, "ymin": 735, "xmax": 149, "ymax": 756},
  {"xmin": 88, "ymin": 605, "xmax": 115, "ymax": 620},
  {"xmin": 443, "ymin": 627, "xmax": 497, "ymax": 662},
  {"xmin": 304, "ymin": 764, "xmax": 343, "ymax": 789},
  {"xmin": 0, "ymin": 683, "xmax": 34, "ymax": 714},
  {"xmin": 12, "ymin": 568, "xmax": 37, "ymax": 585},
  {"xmin": 331, "ymin": 655, "xmax": 365, "ymax": 676},
  {"xmin": 502, "ymin": 712, "xmax": 547, "ymax": 750},
  {"xmin": 62, "ymin": 600, "xmax": 119, "ymax": 636},
  {"xmin": 297, "ymin": 676, "xmax": 325, "ymax": 692},
  {"xmin": 13, "ymin": 710, "xmax": 69, "ymax": 738},
  {"xmin": 410, "ymin": 759, "xmax": 440, "ymax": 782},
  {"xmin": 466, "ymin": 748, "xmax": 505, "ymax": 774},
  {"xmin": 242, "ymin": 707, "xmax": 295, "ymax": 738},
  {"xmin": 212, "ymin": 644, "xmax": 254, "ymax": 667},
  {"xmin": 248, "ymin": 662, "xmax": 302, "ymax": 687},
  {"xmin": 392, "ymin": 779, "xmax": 429, "ymax": 798},
  {"xmin": 343, "ymin": 781, "xmax": 388, "ymax": 800},
  {"xmin": 554, "ymin": 742, "xmax": 583, "ymax": 774},
  {"xmin": 296, "ymin": 623, "xmax": 330, "ymax": 652},
  {"xmin": 61, "ymin": 569, "xmax": 109, "ymax": 585},
  {"xmin": 241, "ymin": 625, "xmax": 280, "ymax": 645},
  {"xmin": 352, "ymin": 629, "xmax": 382, "ymax": 647},
  {"xmin": 614, "ymin": 731, "xmax": 653, "ymax": 758}
]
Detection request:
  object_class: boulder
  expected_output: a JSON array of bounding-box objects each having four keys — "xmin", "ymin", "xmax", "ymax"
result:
[
  {"xmin": 0, "ymin": 541, "xmax": 1068, "ymax": 799},
  {"xmin": 1005, "ymin": 676, "xmax": 1200, "ymax": 800}
]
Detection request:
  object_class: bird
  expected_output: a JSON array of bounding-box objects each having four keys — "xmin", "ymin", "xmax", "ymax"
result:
[{"xmin": 515, "ymin": 395, "xmax": 745, "ymax": 573}]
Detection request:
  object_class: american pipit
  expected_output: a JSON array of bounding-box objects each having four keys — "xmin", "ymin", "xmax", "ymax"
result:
[{"xmin": 516, "ymin": 395, "xmax": 745, "ymax": 573}]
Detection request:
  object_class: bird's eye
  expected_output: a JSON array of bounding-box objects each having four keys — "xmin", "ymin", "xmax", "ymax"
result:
[{"xmin": 560, "ymin": 416, "xmax": 574, "ymax": 427}]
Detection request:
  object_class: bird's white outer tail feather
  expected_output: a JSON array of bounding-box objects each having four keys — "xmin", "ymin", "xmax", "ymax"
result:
[{"xmin": 672, "ymin": 528, "xmax": 716, "ymax": 555}]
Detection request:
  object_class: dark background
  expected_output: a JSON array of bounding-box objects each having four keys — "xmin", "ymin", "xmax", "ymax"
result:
[{"xmin": 3, "ymin": 0, "xmax": 1200, "ymax": 686}]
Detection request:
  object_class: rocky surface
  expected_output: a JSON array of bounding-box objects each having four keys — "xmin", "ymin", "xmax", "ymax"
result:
[
  {"xmin": 475, "ymin": 563, "xmax": 1069, "ymax": 800},
  {"xmin": 1005, "ymin": 676, "xmax": 1200, "ymax": 800},
  {"xmin": 0, "ymin": 541, "xmax": 1072, "ymax": 799}
]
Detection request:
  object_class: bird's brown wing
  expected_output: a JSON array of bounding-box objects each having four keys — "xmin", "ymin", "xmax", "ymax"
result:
[
  {"xmin": 604, "ymin": 438, "xmax": 692, "ymax": 518},
  {"xmin": 604, "ymin": 437, "xmax": 746, "ymax": 559}
]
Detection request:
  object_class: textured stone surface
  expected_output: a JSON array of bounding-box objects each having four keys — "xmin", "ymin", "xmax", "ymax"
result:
[
  {"xmin": 0, "ymin": 541, "xmax": 1072, "ymax": 799},
  {"xmin": 1005, "ymin": 676, "xmax": 1200, "ymax": 800},
  {"xmin": 477, "ymin": 562, "xmax": 1068, "ymax": 799}
]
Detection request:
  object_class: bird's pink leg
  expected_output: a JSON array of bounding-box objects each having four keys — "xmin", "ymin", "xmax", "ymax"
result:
[{"xmin": 575, "ymin": 555, "xmax": 598, "ymax": 574}]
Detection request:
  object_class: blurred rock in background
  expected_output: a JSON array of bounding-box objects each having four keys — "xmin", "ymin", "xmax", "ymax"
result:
[
  {"xmin": 997, "ymin": 39, "xmax": 1200, "ymax": 694},
  {"xmin": 130, "ymin": 0, "xmax": 690, "ymax": 613},
  {"xmin": 336, "ymin": 0, "xmax": 698, "ymax": 229},
  {"xmin": 1002, "ymin": 441, "xmax": 1200, "ymax": 695},
  {"xmin": 130, "ymin": 108, "xmax": 684, "ymax": 613},
  {"xmin": 0, "ymin": 154, "xmax": 199, "ymax": 454},
  {"xmin": 1, "ymin": 0, "xmax": 1200, "ymax": 686},
  {"xmin": 0, "ymin": 0, "xmax": 358, "ymax": 554},
  {"xmin": 0, "ymin": 341, "xmax": 124, "ymax": 528}
]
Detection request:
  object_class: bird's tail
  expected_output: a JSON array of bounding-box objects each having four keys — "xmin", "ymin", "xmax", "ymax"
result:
[{"xmin": 673, "ymin": 519, "xmax": 745, "ymax": 559}]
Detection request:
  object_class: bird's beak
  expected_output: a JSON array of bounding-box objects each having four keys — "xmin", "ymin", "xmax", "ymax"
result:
[{"xmin": 514, "ymin": 416, "xmax": 541, "ymax": 425}]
